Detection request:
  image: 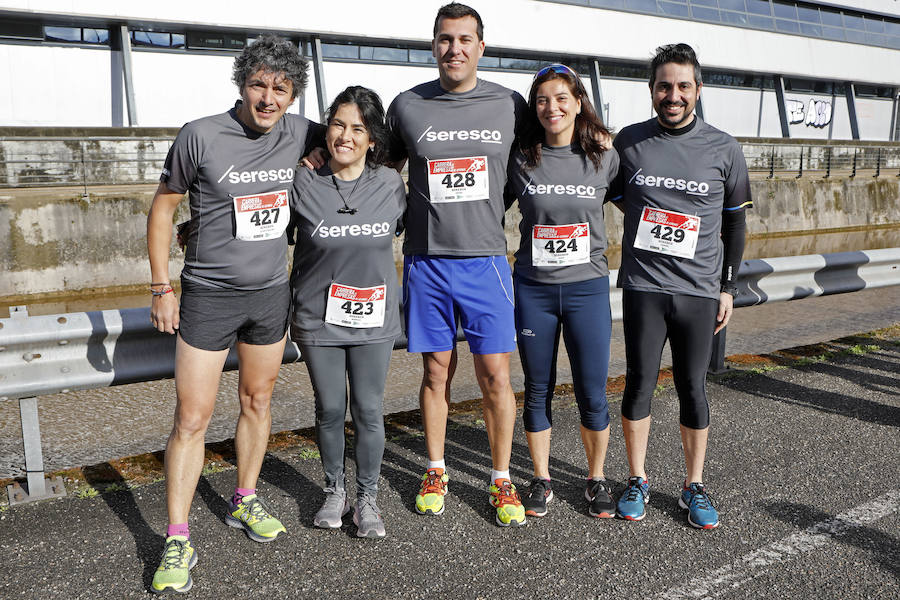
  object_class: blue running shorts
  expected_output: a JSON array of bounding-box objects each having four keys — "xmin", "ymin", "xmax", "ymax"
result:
[{"xmin": 402, "ymin": 255, "xmax": 516, "ymax": 355}]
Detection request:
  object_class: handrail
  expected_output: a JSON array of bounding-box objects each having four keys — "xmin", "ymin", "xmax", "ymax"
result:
[{"xmin": 1, "ymin": 139, "xmax": 898, "ymax": 187}]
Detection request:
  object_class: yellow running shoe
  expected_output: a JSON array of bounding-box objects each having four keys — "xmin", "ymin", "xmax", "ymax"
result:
[
  {"xmin": 151, "ymin": 535, "xmax": 197, "ymax": 594},
  {"xmin": 415, "ymin": 468, "xmax": 449, "ymax": 515},
  {"xmin": 225, "ymin": 494, "xmax": 286, "ymax": 542},
  {"xmin": 490, "ymin": 479, "xmax": 526, "ymax": 527}
]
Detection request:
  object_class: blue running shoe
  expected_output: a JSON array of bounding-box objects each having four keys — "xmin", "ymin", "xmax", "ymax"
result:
[
  {"xmin": 679, "ymin": 482, "xmax": 719, "ymax": 529},
  {"xmin": 616, "ymin": 476, "xmax": 649, "ymax": 521}
]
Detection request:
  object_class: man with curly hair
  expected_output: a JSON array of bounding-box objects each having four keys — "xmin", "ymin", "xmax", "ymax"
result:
[{"xmin": 146, "ymin": 34, "xmax": 322, "ymax": 594}]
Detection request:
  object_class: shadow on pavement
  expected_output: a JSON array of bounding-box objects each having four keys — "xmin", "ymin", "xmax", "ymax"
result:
[
  {"xmin": 762, "ymin": 500, "xmax": 900, "ymax": 581},
  {"xmin": 82, "ymin": 462, "xmax": 161, "ymax": 591},
  {"xmin": 717, "ymin": 354, "xmax": 900, "ymax": 429}
]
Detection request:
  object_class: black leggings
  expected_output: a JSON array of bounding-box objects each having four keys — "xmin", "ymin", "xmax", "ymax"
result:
[{"xmin": 621, "ymin": 290, "xmax": 718, "ymax": 429}]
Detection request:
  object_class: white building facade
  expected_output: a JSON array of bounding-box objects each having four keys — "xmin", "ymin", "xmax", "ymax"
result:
[{"xmin": 0, "ymin": 0, "xmax": 898, "ymax": 140}]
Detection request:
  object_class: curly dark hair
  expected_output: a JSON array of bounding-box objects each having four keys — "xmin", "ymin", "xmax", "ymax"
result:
[
  {"xmin": 232, "ymin": 34, "xmax": 308, "ymax": 99},
  {"xmin": 519, "ymin": 65, "xmax": 610, "ymax": 171},
  {"xmin": 324, "ymin": 86, "xmax": 389, "ymax": 168}
]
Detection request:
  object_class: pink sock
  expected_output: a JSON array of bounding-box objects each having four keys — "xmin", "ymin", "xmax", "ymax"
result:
[
  {"xmin": 166, "ymin": 523, "xmax": 189, "ymax": 539},
  {"xmin": 233, "ymin": 487, "xmax": 256, "ymax": 505}
]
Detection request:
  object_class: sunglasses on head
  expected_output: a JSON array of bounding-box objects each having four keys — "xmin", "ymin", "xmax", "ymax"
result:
[{"xmin": 533, "ymin": 63, "xmax": 579, "ymax": 80}]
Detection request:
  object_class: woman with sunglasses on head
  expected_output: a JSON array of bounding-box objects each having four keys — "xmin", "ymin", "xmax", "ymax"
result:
[
  {"xmin": 506, "ymin": 64, "xmax": 619, "ymax": 519},
  {"xmin": 290, "ymin": 86, "xmax": 405, "ymax": 539}
]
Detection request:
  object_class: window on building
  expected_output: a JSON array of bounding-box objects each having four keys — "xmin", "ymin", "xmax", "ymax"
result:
[
  {"xmin": 131, "ymin": 30, "xmax": 185, "ymax": 48},
  {"xmin": 44, "ymin": 26, "xmax": 109, "ymax": 44},
  {"xmin": 186, "ymin": 31, "xmax": 245, "ymax": 51},
  {"xmin": 0, "ymin": 19, "xmax": 43, "ymax": 41}
]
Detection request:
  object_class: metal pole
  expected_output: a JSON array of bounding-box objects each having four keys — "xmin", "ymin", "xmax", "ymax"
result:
[
  {"xmin": 845, "ymin": 82, "xmax": 860, "ymax": 141},
  {"xmin": 874, "ymin": 147, "xmax": 882, "ymax": 178},
  {"xmin": 797, "ymin": 146, "xmax": 804, "ymax": 178},
  {"xmin": 768, "ymin": 145, "xmax": 775, "ymax": 179},
  {"xmin": 6, "ymin": 397, "xmax": 67, "ymax": 505},
  {"xmin": 824, "ymin": 146, "xmax": 831, "ymax": 178},
  {"xmin": 310, "ymin": 36, "xmax": 328, "ymax": 122},
  {"xmin": 589, "ymin": 59, "xmax": 608, "ymax": 126},
  {"xmin": 774, "ymin": 75, "xmax": 790, "ymax": 138},
  {"xmin": 119, "ymin": 25, "xmax": 138, "ymax": 126},
  {"xmin": 851, "ymin": 148, "xmax": 857, "ymax": 178},
  {"xmin": 81, "ymin": 140, "xmax": 89, "ymax": 198}
]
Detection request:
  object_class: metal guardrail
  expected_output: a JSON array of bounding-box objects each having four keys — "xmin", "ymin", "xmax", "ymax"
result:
[
  {"xmin": 1, "ymin": 138, "xmax": 899, "ymax": 188},
  {"xmin": 742, "ymin": 144, "xmax": 900, "ymax": 178},
  {"xmin": 0, "ymin": 137, "xmax": 172, "ymax": 188},
  {"xmin": 2, "ymin": 248, "xmax": 899, "ymax": 504}
]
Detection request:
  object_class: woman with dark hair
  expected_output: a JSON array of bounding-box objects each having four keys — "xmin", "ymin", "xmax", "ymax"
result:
[
  {"xmin": 506, "ymin": 64, "xmax": 619, "ymax": 519},
  {"xmin": 290, "ymin": 85, "xmax": 405, "ymax": 538}
]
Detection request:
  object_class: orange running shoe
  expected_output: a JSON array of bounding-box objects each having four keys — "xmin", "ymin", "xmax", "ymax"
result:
[
  {"xmin": 415, "ymin": 468, "xmax": 449, "ymax": 515},
  {"xmin": 489, "ymin": 479, "xmax": 526, "ymax": 527}
]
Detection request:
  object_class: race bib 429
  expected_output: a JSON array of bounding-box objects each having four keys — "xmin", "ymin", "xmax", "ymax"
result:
[{"xmin": 633, "ymin": 207, "xmax": 700, "ymax": 259}]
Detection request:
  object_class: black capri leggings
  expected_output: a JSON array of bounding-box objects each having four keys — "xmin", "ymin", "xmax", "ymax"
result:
[{"xmin": 621, "ymin": 290, "xmax": 718, "ymax": 429}]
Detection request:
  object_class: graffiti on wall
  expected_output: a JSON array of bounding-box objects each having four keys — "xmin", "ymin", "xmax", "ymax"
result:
[{"xmin": 786, "ymin": 98, "xmax": 832, "ymax": 128}]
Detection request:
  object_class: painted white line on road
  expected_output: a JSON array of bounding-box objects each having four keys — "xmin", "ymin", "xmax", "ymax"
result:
[{"xmin": 656, "ymin": 489, "xmax": 900, "ymax": 600}]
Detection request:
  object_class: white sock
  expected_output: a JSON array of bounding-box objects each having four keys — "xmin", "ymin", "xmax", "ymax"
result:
[
  {"xmin": 491, "ymin": 469, "xmax": 510, "ymax": 483},
  {"xmin": 426, "ymin": 459, "xmax": 445, "ymax": 471}
]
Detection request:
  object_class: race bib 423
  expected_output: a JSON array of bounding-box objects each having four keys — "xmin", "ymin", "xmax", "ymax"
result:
[{"xmin": 324, "ymin": 283, "xmax": 386, "ymax": 329}]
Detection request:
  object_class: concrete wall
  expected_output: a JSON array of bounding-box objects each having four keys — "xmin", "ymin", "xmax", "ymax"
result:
[{"xmin": 2, "ymin": 176, "xmax": 898, "ymax": 301}]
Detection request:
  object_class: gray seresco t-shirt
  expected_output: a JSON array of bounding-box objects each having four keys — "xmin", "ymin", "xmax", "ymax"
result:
[
  {"xmin": 289, "ymin": 164, "xmax": 406, "ymax": 346},
  {"xmin": 607, "ymin": 118, "xmax": 752, "ymax": 300},
  {"xmin": 161, "ymin": 105, "xmax": 322, "ymax": 291},
  {"xmin": 386, "ymin": 79, "xmax": 526, "ymax": 257},
  {"xmin": 507, "ymin": 144, "xmax": 620, "ymax": 284}
]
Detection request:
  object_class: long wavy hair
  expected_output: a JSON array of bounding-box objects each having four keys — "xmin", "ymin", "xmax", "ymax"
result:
[{"xmin": 519, "ymin": 65, "xmax": 610, "ymax": 171}]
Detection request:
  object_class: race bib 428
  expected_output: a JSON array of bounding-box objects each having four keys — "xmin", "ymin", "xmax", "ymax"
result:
[{"xmin": 427, "ymin": 156, "xmax": 489, "ymax": 203}]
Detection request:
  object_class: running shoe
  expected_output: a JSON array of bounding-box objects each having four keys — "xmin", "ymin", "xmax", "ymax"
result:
[
  {"xmin": 415, "ymin": 468, "xmax": 449, "ymax": 515},
  {"xmin": 151, "ymin": 535, "xmax": 197, "ymax": 594},
  {"xmin": 585, "ymin": 479, "xmax": 615, "ymax": 518},
  {"xmin": 616, "ymin": 476, "xmax": 650, "ymax": 521},
  {"xmin": 313, "ymin": 488, "xmax": 350, "ymax": 529},
  {"xmin": 522, "ymin": 477, "xmax": 553, "ymax": 517},
  {"xmin": 354, "ymin": 494, "xmax": 386, "ymax": 539},
  {"xmin": 489, "ymin": 479, "xmax": 526, "ymax": 527},
  {"xmin": 225, "ymin": 493, "xmax": 286, "ymax": 542},
  {"xmin": 679, "ymin": 482, "xmax": 720, "ymax": 529}
]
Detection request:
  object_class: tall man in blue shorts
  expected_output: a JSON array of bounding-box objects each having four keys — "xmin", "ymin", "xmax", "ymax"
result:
[
  {"xmin": 386, "ymin": 2, "xmax": 527, "ymax": 527},
  {"xmin": 608, "ymin": 43, "xmax": 751, "ymax": 529},
  {"xmin": 147, "ymin": 35, "xmax": 322, "ymax": 592}
]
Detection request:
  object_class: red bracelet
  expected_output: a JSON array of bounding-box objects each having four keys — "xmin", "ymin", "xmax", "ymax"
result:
[{"xmin": 150, "ymin": 285, "xmax": 174, "ymax": 297}]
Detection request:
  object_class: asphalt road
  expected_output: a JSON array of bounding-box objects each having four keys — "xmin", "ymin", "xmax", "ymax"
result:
[{"xmin": 1, "ymin": 328, "xmax": 898, "ymax": 599}]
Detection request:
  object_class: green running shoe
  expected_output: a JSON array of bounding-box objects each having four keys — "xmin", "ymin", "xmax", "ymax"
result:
[
  {"xmin": 151, "ymin": 535, "xmax": 197, "ymax": 594},
  {"xmin": 225, "ymin": 494, "xmax": 286, "ymax": 542},
  {"xmin": 415, "ymin": 468, "xmax": 449, "ymax": 516},
  {"xmin": 489, "ymin": 479, "xmax": 526, "ymax": 527}
]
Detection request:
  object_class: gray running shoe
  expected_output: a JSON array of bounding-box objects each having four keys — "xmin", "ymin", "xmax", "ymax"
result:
[
  {"xmin": 353, "ymin": 494, "xmax": 386, "ymax": 539},
  {"xmin": 313, "ymin": 488, "xmax": 349, "ymax": 529}
]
